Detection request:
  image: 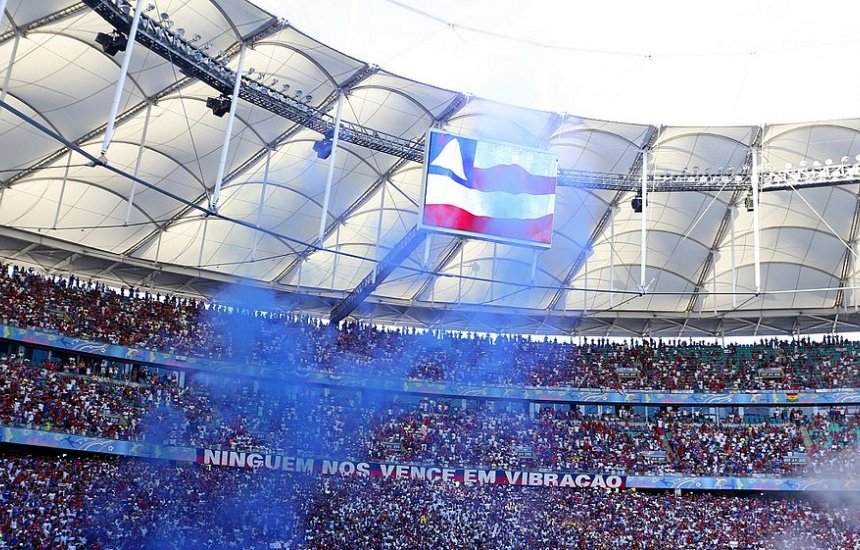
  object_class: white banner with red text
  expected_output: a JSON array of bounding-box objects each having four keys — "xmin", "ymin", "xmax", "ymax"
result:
[{"xmin": 197, "ymin": 448, "xmax": 625, "ymax": 489}]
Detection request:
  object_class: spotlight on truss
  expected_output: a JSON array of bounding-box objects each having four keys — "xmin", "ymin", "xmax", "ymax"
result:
[
  {"xmin": 206, "ymin": 94, "xmax": 231, "ymax": 118},
  {"xmin": 313, "ymin": 129, "xmax": 335, "ymax": 160},
  {"xmin": 95, "ymin": 31, "xmax": 127, "ymax": 57},
  {"xmin": 744, "ymin": 190, "xmax": 755, "ymax": 212},
  {"xmin": 631, "ymin": 191, "xmax": 643, "ymax": 213}
]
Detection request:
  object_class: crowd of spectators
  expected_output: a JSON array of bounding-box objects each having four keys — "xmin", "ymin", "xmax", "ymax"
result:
[
  {"xmin": 3, "ymin": 355, "xmax": 860, "ymax": 479},
  {"xmin": 1, "ymin": 447, "xmax": 860, "ymax": 549},
  {"xmin": 6, "ymin": 266, "xmax": 860, "ymax": 545},
  {"xmin": 2, "ymin": 264, "xmax": 860, "ymax": 391}
]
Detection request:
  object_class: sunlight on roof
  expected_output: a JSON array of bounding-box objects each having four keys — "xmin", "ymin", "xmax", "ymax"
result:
[{"xmin": 256, "ymin": 0, "xmax": 860, "ymax": 126}]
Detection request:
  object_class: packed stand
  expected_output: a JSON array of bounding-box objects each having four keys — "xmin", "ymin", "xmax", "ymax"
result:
[
  {"xmin": 1, "ymin": 447, "xmax": 860, "ymax": 549},
  {"xmin": 3, "ymin": 264, "xmax": 860, "ymax": 391},
  {"xmin": 804, "ymin": 408, "xmax": 860, "ymax": 476},
  {"xmin": 6, "ymin": 355, "xmax": 860, "ymax": 478}
]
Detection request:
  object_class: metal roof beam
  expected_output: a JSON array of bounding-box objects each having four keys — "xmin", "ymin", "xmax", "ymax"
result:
[
  {"xmin": 0, "ymin": 3, "xmax": 88, "ymax": 44},
  {"xmin": 330, "ymin": 226, "xmax": 427, "ymax": 324},
  {"xmin": 81, "ymin": 1, "xmax": 860, "ymax": 193},
  {"xmin": 412, "ymin": 237, "xmax": 465, "ymax": 301}
]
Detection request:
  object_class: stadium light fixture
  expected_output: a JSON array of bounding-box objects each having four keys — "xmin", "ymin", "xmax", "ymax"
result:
[
  {"xmin": 744, "ymin": 189, "xmax": 755, "ymax": 212},
  {"xmin": 95, "ymin": 31, "xmax": 128, "ymax": 57},
  {"xmin": 206, "ymin": 94, "xmax": 232, "ymax": 118},
  {"xmin": 313, "ymin": 129, "xmax": 335, "ymax": 160},
  {"xmin": 631, "ymin": 191, "xmax": 643, "ymax": 213}
]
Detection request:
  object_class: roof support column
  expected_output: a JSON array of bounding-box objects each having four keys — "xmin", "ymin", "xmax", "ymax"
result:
[
  {"xmin": 731, "ymin": 213, "xmax": 737, "ymax": 308},
  {"xmin": 154, "ymin": 226, "xmax": 162, "ymax": 264},
  {"xmin": 197, "ymin": 217, "xmax": 209, "ymax": 267},
  {"xmin": 52, "ymin": 153, "xmax": 73, "ymax": 229},
  {"xmin": 0, "ymin": 26, "xmax": 19, "ymax": 212},
  {"xmin": 530, "ymin": 248, "xmax": 538, "ymax": 285},
  {"xmin": 375, "ymin": 180, "xmax": 386, "ymax": 260},
  {"xmin": 251, "ymin": 147, "xmax": 272, "ymax": 261},
  {"xmin": 319, "ymin": 92, "xmax": 345, "ymax": 242},
  {"xmin": 423, "ymin": 234, "xmax": 432, "ymax": 267},
  {"xmin": 457, "ymin": 245, "xmax": 464, "ymax": 304},
  {"xmin": 100, "ymin": 0, "xmax": 146, "ymax": 158},
  {"xmin": 609, "ymin": 206, "xmax": 617, "ymax": 307},
  {"xmin": 751, "ymin": 144, "xmax": 761, "ymax": 294},
  {"xmin": 211, "ymin": 42, "xmax": 248, "ymax": 212},
  {"xmin": 0, "ymin": 29, "xmax": 20, "ymax": 107},
  {"xmin": 330, "ymin": 223, "xmax": 341, "ymax": 289},
  {"xmin": 125, "ymin": 102, "xmax": 152, "ymax": 224},
  {"xmin": 640, "ymin": 149, "xmax": 648, "ymax": 292},
  {"xmin": 851, "ymin": 241, "xmax": 858, "ymax": 313},
  {"xmin": 583, "ymin": 254, "xmax": 589, "ymax": 314},
  {"xmin": 712, "ymin": 264, "xmax": 717, "ymax": 315},
  {"xmin": 490, "ymin": 242, "xmax": 497, "ymax": 303}
]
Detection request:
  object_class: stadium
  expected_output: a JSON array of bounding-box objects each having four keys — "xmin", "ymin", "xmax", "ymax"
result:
[{"xmin": 3, "ymin": 0, "xmax": 860, "ymax": 547}]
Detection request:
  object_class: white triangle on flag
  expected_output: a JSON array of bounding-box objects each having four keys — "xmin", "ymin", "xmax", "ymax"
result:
[{"xmin": 430, "ymin": 138, "xmax": 467, "ymax": 180}]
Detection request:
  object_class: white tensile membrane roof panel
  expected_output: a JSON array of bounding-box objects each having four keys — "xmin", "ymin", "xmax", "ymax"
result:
[{"xmin": 1, "ymin": 0, "xmax": 860, "ymax": 337}]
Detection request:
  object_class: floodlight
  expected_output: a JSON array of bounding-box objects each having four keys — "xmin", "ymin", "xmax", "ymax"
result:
[
  {"xmin": 631, "ymin": 192, "xmax": 643, "ymax": 213},
  {"xmin": 313, "ymin": 129, "xmax": 336, "ymax": 160},
  {"xmin": 206, "ymin": 94, "xmax": 231, "ymax": 117},
  {"xmin": 95, "ymin": 31, "xmax": 128, "ymax": 57}
]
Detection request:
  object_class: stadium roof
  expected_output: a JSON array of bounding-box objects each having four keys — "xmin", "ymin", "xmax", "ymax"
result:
[{"xmin": 3, "ymin": 0, "xmax": 860, "ymax": 338}]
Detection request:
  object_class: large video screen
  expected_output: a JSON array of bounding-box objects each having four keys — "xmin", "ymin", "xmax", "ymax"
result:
[{"xmin": 420, "ymin": 130, "xmax": 558, "ymax": 248}]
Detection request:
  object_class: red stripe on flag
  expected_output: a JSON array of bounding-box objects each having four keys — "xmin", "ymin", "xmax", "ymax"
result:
[{"xmin": 423, "ymin": 204, "xmax": 553, "ymax": 244}]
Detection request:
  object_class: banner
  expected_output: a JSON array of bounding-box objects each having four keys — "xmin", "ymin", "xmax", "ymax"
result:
[
  {"xmin": 0, "ymin": 428, "xmax": 857, "ymax": 493},
  {"xmin": 197, "ymin": 448, "xmax": 625, "ymax": 489}
]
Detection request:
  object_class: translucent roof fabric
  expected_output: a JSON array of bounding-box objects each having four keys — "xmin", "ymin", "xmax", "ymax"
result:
[{"xmin": 2, "ymin": 0, "xmax": 860, "ymax": 337}]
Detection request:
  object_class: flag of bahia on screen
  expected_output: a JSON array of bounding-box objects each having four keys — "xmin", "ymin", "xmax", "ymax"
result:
[{"xmin": 421, "ymin": 130, "xmax": 559, "ymax": 248}]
